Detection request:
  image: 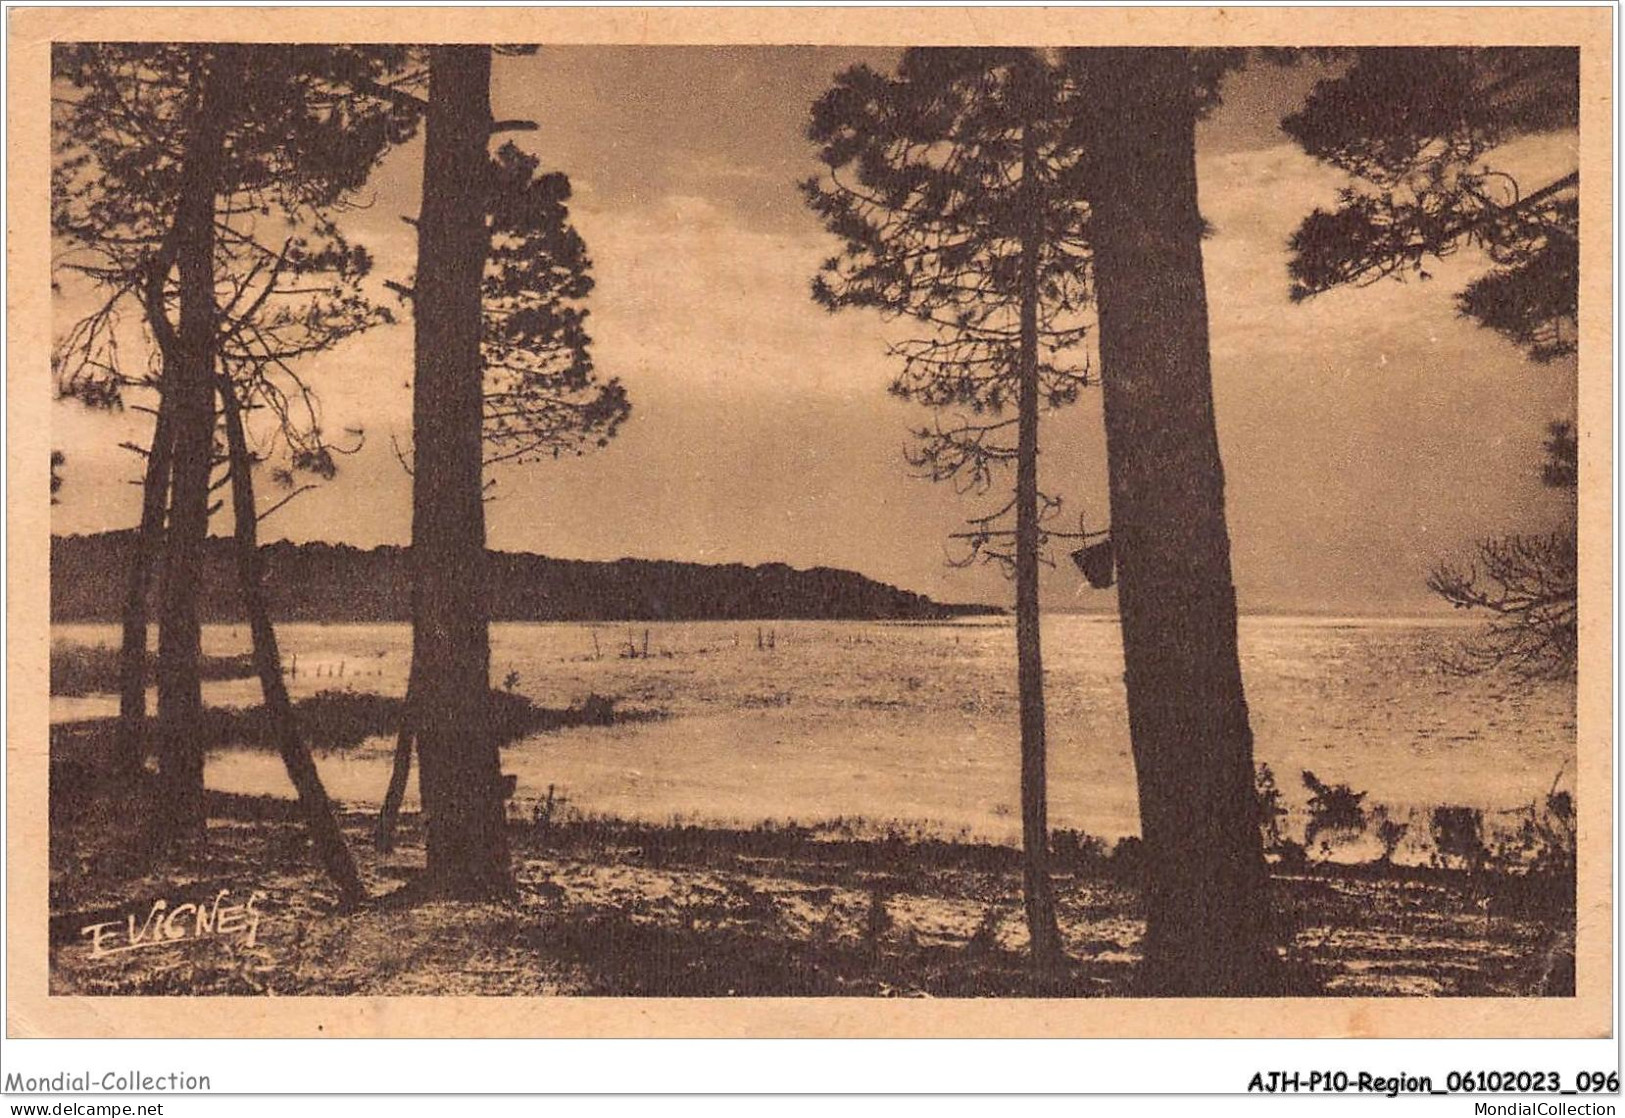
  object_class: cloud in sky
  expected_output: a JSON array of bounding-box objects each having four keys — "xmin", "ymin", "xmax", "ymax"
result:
[{"xmin": 51, "ymin": 48, "xmax": 1578, "ymax": 614}]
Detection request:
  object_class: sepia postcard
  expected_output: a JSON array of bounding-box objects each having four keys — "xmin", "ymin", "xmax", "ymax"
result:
[{"xmin": 5, "ymin": 5, "xmax": 1614, "ymax": 1041}]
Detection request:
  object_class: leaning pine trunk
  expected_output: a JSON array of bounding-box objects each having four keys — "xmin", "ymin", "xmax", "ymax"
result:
[
  {"xmin": 375, "ymin": 661, "xmax": 417, "ymax": 853},
  {"xmin": 219, "ymin": 377, "xmax": 367, "ymax": 907},
  {"xmin": 409, "ymin": 45, "xmax": 510, "ymax": 898},
  {"xmin": 116, "ymin": 390, "xmax": 176, "ymax": 781},
  {"xmin": 156, "ymin": 46, "xmax": 239, "ymax": 836},
  {"xmin": 1080, "ymin": 47, "xmax": 1276, "ymax": 995},
  {"xmin": 1013, "ymin": 93, "xmax": 1063, "ymax": 978}
]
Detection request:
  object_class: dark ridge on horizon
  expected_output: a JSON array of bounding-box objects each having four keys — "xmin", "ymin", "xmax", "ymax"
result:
[{"xmin": 49, "ymin": 531, "xmax": 1004, "ymax": 624}]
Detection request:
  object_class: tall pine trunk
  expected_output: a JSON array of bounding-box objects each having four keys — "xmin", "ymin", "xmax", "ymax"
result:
[
  {"xmin": 1080, "ymin": 48, "xmax": 1276, "ymax": 995},
  {"xmin": 410, "ymin": 45, "xmax": 510, "ymax": 898},
  {"xmin": 156, "ymin": 47, "xmax": 238, "ymax": 835},
  {"xmin": 219, "ymin": 377, "xmax": 367, "ymax": 907},
  {"xmin": 1014, "ymin": 99, "xmax": 1063, "ymax": 976},
  {"xmin": 116, "ymin": 390, "xmax": 175, "ymax": 782}
]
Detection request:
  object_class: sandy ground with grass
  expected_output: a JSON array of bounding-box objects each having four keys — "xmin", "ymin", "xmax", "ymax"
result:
[{"xmin": 49, "ymin": 789, "xmax": 1573, "ymax": 998}]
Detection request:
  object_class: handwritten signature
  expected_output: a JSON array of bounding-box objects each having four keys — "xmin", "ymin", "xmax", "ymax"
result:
[{"xmin": 80, "ymin": 890, "xmax": 266, "ymax": 957}]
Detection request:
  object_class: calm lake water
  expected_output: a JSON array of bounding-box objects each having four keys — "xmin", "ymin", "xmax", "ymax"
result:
[{"xmin": 52, "ymin": 616, "xmax": 1576, "ymax": 852}]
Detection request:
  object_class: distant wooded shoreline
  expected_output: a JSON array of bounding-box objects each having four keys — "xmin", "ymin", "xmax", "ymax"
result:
[{"xmin": 50, "ymin": 531, "xmax": 1004, "ymax": 624}]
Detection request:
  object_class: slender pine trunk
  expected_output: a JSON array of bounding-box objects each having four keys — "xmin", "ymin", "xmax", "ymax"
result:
[
  {"xmin": 116, "ymin": 391, "xmax": 175, "ymax": 782},
  {"xmin": 1080, "ymin": 48, "xmax": 1276, "ymax": 995},
  {"xmin": 156, "ymin": 47, "xmax": 239, "ymax": 836},
  {"xmin": 410, "ymin": 45, "xmax": 509, "ymax": 898},
  {"xmin": 219, "ymin": 376, "xmax": 367, "ymax": 907},
  {"xmin": 1014, "ymin": 99, "xmax": 1063, "ymax": 977},
  {"xmin": 375, "ymin": 660, "xmax": 417, "ymax": 853}
]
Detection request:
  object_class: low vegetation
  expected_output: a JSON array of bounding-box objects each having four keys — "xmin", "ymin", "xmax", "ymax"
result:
[
  {"xmin": 50, "ymin": 687, "xmax": 654, "ymax": 763},
  {"xmin": 50, "ymin": 641, "xmax": 255, "ymax": 697},
  {"xmin": 1252, "ymin": 764, "xmax": 1576, "ymax": 918}
]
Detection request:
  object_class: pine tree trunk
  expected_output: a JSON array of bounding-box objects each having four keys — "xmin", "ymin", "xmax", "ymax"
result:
[
  {"xmin": 156, "ymin": 47, "xmax": 239, "ymax": 836},
  {"xmin": 1079, "ymin": 48, "xmax": 1276, "ymax": 995},
  {"xmin": 218, "ymin": 379, "xmax": 367, "ymax": 906},
  {"xmin": 375, "ymin": 661, "xmax": 417, "ymax": 853},
  {"xmin": 116, "ymin": 391, "xmax": 175, "ymax": 782},
  {"xmin": 1015, "ymin": 103, "xmax": 1063, "ymax": 977},
  {"xmin": 410, "ymin": 45, "xmax": 510, "ymax": 899}
]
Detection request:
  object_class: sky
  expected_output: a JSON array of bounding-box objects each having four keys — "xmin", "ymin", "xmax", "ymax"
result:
[{"xmin": 50, "ymin": 48, "xmax": 1580, "ymax": 614}]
